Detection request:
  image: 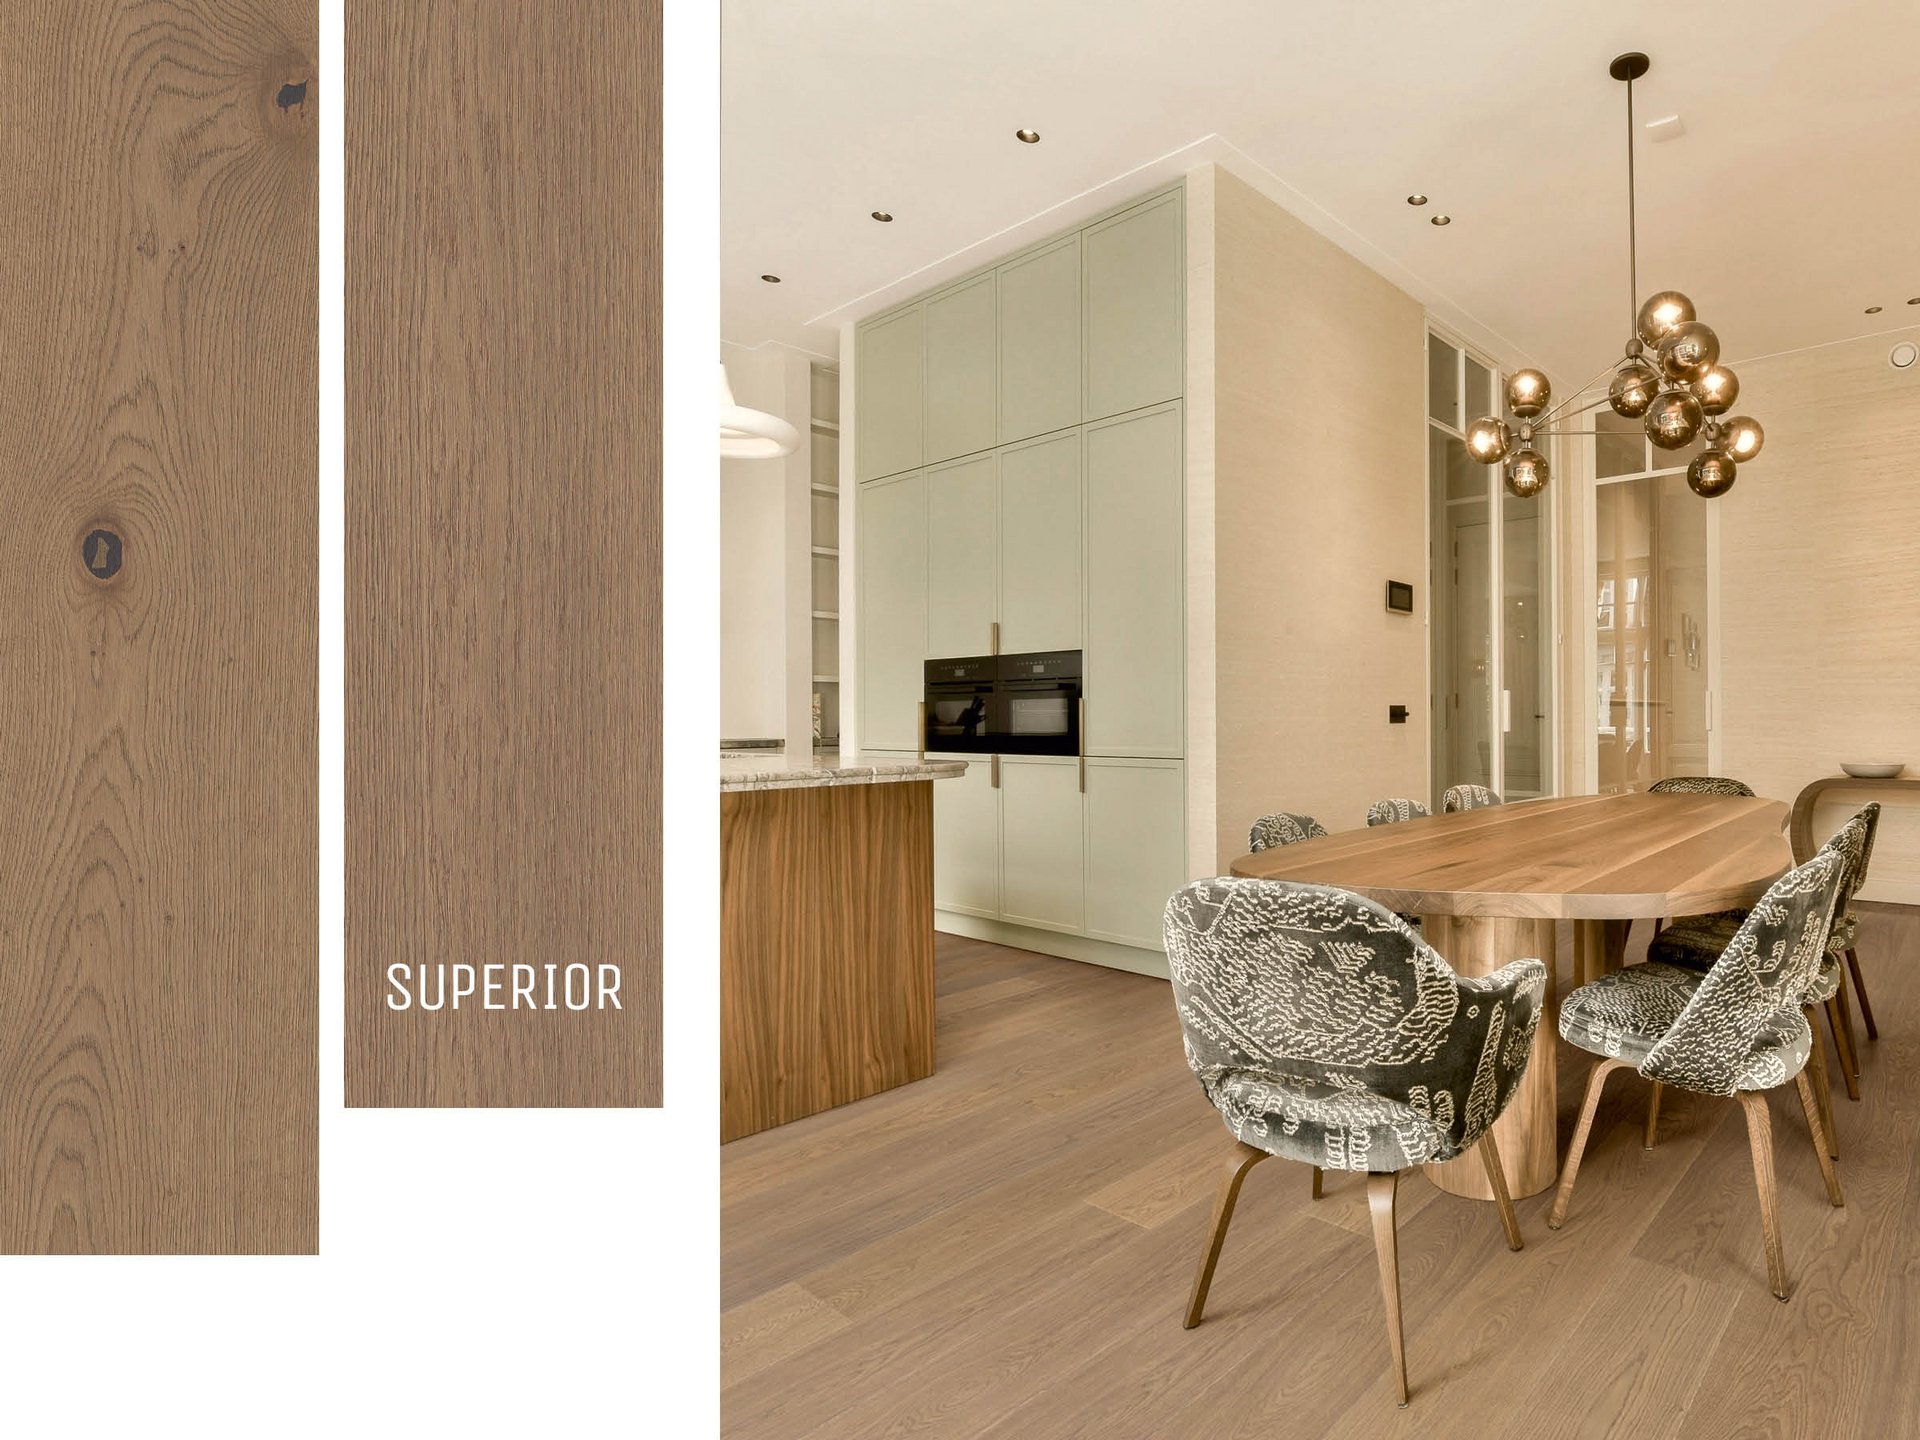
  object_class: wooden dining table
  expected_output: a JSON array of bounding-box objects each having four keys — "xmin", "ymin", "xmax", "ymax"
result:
[{"xmin": 1228, "ymin": 791, "xmax": 1793, "ymax": 1201}]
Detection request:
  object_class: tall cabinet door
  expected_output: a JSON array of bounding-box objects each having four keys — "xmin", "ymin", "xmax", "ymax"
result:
[
  {"xmin": 1086, "ymin": 403, "xmax": 1183, "ymax": 756},
  {"xmin": 932, "ymin": 757, "xmax": 1000, "ymax": 918},
  {"xmin": 998, "ymin": 236, "xmax": 1080, "ymax": 444},
  {"xmin": 858, "ymin": 471, "xmax": 929, "ymax": 749},
  {"xmin": 926, "ymin": 453, "xmax": 999, "ymax": 659},
  {"xmin": 924, "ymin": 275, "xmax": 998, "ymax": 465},
  {"xmin": 999, "ymin": 759, "xmax": 1085, "ymax": 933},
  {"xmin": 1083, "ymin": 192, "xmax": 1183, "ymax": 421},
  {"xmin": 998, "ymin": 429, "xmax": 1082, "ymax": 654},
  {"xmin": 1085, "ymin": 760, "xmax": 1185, "ymax": 948},
  {"xmin": 857, "ymin": 306, "xmax": 924, "ymax": 481}
]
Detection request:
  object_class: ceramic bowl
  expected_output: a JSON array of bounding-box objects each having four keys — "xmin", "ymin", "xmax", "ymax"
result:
[{"xmin": 1840, "ymin": 761, "xmax": 1905, "ymax": 779}]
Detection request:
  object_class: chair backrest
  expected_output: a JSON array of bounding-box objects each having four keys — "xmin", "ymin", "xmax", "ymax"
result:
[
  {"xmin": 1442, "ymin": 784, "xmax": 1502, "ymax": 813},
  {"xmin": 1649, "ymin": 775, "xmax": 1756, "ymax": 797},
  {"xmin": 1641, "ymin": 849, "xmax": 1848, "ymax": 1095},
  {"xmin": 1820, "ymin": 802, "xmax": 1880, "ymax": 923},
  {"xmin": 1366, "ymin": 797, "xmax": 1430, "ymax": 827},
  {"xmin": 1247, "ymin": 811, "xmax": 1328, "ymax": 853}
]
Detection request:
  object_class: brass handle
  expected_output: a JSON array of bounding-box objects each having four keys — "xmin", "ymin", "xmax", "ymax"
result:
[
  {"xmin": 918, "ymin": 700, "xmax": 926, "ymax": 764},
  {"xmin": 991, "ymin": 620, "xmax": 1000, "ymax": 656},
  {"xmin": 1078, "ymin": 698, "xmax": 1086, "ymax": 792},
  {"xmin": 991, "ymin": 754, "xmax": 1000, "ymax": 789}
]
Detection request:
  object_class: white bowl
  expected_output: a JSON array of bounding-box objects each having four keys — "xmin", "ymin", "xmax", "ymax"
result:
[{"xmin": 1840, "ymin": 761, "xmax": 1905, "ymax": 779}]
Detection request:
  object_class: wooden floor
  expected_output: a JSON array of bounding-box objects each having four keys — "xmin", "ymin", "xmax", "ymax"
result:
[{"xmin": 722, "ymin": 906, "xmax": 1920, "ymax": 1438}]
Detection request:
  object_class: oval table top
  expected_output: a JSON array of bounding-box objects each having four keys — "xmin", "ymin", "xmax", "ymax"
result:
[{"xmin": 1227, "ymin": 791, "xmax": 1792, "ymax": 920}]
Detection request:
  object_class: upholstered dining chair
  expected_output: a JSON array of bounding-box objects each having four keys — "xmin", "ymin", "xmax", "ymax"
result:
[
  {"xmin": 1550, "ymin": 848, "xmax": 1850, "ymax": 1301},
  {"xmin": 1367, "ymin": 797, "xmax": 1430, "ymax": 826},
  {"xmin": 1165, "ymin": 877, "xmax": 1546, "ymax": 1406},
  {"xmin": 1648, "ymin": 775, "xmax": 1758, "ymax": 798},
  {"xmin": 1442, "ymin": 784, "xmax": 1502, "ymax": 813},
  {"xmin": 1247, "ymin": 811, "xmax": 1327, "ymax": 853}
]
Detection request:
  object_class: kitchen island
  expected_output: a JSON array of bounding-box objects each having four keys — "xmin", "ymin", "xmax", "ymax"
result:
[{"xmin": 720, "ymin": 752, "xmax": 967, "ymax": 1141}]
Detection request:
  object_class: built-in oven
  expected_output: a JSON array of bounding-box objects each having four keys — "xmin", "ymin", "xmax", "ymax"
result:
[
  {"xmin": 922, "ymin": 649, "xmax": 1082, "ymax": 758},
  {"xmin": 922, "ymin": 655, "xmax": 996, "ymax": 752}
]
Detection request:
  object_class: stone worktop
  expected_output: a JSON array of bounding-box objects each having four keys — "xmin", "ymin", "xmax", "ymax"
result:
[{"xmin": 719, "ymin": 751, "xmax": 968, "ymax": 792}]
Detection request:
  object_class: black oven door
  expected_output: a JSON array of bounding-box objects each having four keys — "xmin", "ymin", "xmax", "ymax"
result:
[
  {"xmin": 924, "ymin": 656, "xmax": 996, "ymax": 753},
  {"xmin": 992, "ymin": 651, "xmax": 1082, "ymax": 756}
]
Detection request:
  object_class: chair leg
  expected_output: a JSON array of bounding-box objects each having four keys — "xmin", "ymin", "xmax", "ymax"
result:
[
  {"xmin": 1826, "ymin": 995, "xmax": 1862, "ymax": 1101},
  {"xmin": 1366, "ymin": 1171, "xmax": 1409, "ymax": 1408},
  {"xmin": 1834, "ymin": 968, "xmax": 1864, "ymax": 1080},
  {"xmin": 1478, "ymin": 1132, "xmax": 1523, "ymax": 1252},
  {"xmin": 1737, "ymin": 1091, "xmax": 1790, "ymax": 1301},
  {"xmin": 1804, "ymin": 1008, "xmax": 1839, "ymax": 1160},
  {"xmin": 1644, "ymin": 1081, "xmax": 1664, "ymax": 1151},
  {"xmin": 1847, "ymin": 948, "xmax": 1878, "ymax": 1041},
  {"xmin": 1549, "ymin": 1058, "xmax": 1628, "ymax": 1230},
  {"xmin": 1311, "ymin": 1166, "xmax": 1323, "ymax": 1201},
  {"xmin": 1793, "ymin": 1071, "xmax": 1845, "ymax": 1208},
  {"xmin": 1183, "ymin": 1141, "xmax": 1269, "ymax": 1329}
]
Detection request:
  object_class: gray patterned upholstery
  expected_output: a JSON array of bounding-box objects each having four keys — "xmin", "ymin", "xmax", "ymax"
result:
[
  {"xmin": 1442, "ymin": 784, "xmax": 1502, "ymax": 813},
  {"xmin": 1165, "ymin": 877, "xmax": 1547, "ymax": 1171},
  {"xmin": 1560, "ymin": 849, "xmax": 1848, "ymax": 1095},
  {"xmin": 1247, "ymin": 811, "xmax": 1328, "ymax": 853},
  {"xmin": 1367, "ymin": 798, "xmax": 1430, "ymax": 827},
  {"xmin": 1648, "ymin": 775, "xmax": 1757, "ymax": 797}
]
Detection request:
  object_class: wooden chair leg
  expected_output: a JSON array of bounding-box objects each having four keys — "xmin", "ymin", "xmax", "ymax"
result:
[
  {"xmin": 1311, "ymin": 1166, "xmax": 1323, "ymax": 1201},
  {"xmin": 1826, "ymin": 995, "xmax": 1862, "ymax": 1101},
  {"xmin": 1804, "ymin": 1007, "xmax": 1839, "ymax": 1160},
  {"xmin": 1847, "ymin": 947, "xmax": 1878, "ymax": 1041},
  {"xmin": 1644, "ymin": 1081, "xmax": 1664, "ymax": 1151},
  {"xmin": 1793, "ymin": 1071, "xmax": 1844, "ymax": 1208},
  {"xmin": 1478, "ymin": 1132, "xmax": 1523, "ymax": 1252},
  {"xmin": 1549, "ymin": 1058, "xmax": 1627, "ymax": 1230},
  {"xmin": 1834, "ymin": 968, "xmax": 1864, "ymax": 1080},
  {"xmin": 1737, "ymin": 1091, "xmax": 1790, "ymax": 1301},
  {"xmin": 1184, "ymin": 1140, "xmax": 1269, "ymax": 1329},
  {"xmin": 1366, "ymin": 1171, "xmax": 1409, "ymax": 1408}
]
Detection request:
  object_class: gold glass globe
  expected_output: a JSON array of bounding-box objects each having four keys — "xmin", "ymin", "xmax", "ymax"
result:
[
  {"xmin": 1505, "ymin": 447, "xmax": 1549, "ymax": 497},
  {"xmin": 1721, "ymin": 415, "xmax": 1765, "ymax": 461},
  {"xmin": 1505, "ymin": 369, "xmax": 1551, "ymax": 418},
  {"xmin": 1687, "ymin": 449, "xmax": 1738, "ymax": 498},
  {"xmin": 1656, "ymin": 320, "xmax": 1720, "ymax": 383},
  {"xmin": 1636, "ymin": 290, "xmax": 1696, "ymax": 346},
  {"xmin": 1608, "ymin": 358, "xmax": 1661, "ymax": 418},
  {"xmin": 1690, "ymin": 364, "xmax": 1739, "ymax": 415},
  {"xmin": 1465, "ymin": 415, "xmax": 1512, "ymax": 463},
  {"xmin": 1645, "ymin": 389, "xmax": 1704, "ymax": 449}
]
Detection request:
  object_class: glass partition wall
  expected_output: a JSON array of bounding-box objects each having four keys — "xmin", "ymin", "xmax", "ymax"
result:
[{"xmin": 1427, "ymin": 332, "xmax": 1556, "ymax": 808}]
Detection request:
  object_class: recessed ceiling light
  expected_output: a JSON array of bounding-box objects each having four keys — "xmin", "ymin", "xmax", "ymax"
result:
[
  {"xmin": 760, "ymin": 274, "xmax": 781, "ymax": 283},
  {"xmin": 871, "ymin": 210, "xmax": 894, "ymax": 223},
  {"xmin": 1430, "ymin": 214, "xmax": 1451, "ymax": 227},
  {"xmin": 1866, "ymin": 305, "xmax": 1883, "ymax": 314},
  {"xmin": 1406, "ymin": 194, "xmax": 1428, "ymax": 206},
  {"xmin": 1015, "ymin": 128, "xmax": 1040, "ymax": 144}
]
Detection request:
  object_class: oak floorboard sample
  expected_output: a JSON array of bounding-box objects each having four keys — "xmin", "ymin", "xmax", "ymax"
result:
[
  {"xmin": 346, "ymin": 2, "xmax": 662, "ymax": 1105},
  {"xmin": 0, "ymin": 3, "xmax": 317, "ymax": 1251}
]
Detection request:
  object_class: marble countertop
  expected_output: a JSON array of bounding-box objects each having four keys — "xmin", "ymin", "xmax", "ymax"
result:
[{"xmin": 720, "ymin": 751, "xmax": 969, "ymax": 792}]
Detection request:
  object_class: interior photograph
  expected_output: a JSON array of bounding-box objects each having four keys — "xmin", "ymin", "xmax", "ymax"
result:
[{"xmin": 717, "ymin": 3, "xmax": 1920, "ymax": 1434}]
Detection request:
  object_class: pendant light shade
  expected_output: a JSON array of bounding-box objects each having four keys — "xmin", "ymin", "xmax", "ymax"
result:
[
  {"xmin": 1466, "ymin": 416, "xmax": 1513, "ymax": 462},
  {"xmin": 719, "ymin": 363, "xmax": 800, "ymax": 459},
  {"xmin": 1636, "ymin": 290, "xmax": 1696, "ymax": 346},
  {"xmin": 1646, "ymin": 389, "xmax": 1704, "ymax": 449},
  {"xmin": 1687, "ymin": 449, "xmax": 1738, "ymax": 497},
  {"xmin": 1690, "ymin": 365, "xmax": 1739, "ymax": 414},
  {"xmin": 1608, "ymin": 358, "xmax": 1661, "ymax": 417}
]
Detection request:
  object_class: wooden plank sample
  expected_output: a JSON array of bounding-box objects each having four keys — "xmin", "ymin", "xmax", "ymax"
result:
[
  {"xmin": 0, "ymin": 2, "xmax": 317, "ymax": 1251},
  {"xmin": 347, "ymin": 1, "xmax": 662, "ymax": 1105}
]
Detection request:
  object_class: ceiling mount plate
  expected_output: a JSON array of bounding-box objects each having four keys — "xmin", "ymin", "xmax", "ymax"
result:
[{"xmin": 1609, "ymin": 52, "xmax": 1651, "ymax": 83}]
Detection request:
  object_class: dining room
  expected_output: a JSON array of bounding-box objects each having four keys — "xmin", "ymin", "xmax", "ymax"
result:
[{"xmin": 718, "ymin": 2, "xmax": 1920, "ymax": 1434}]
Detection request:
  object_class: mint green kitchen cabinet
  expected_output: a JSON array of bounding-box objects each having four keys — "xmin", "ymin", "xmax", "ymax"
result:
[
  {"xmin": 999, "ymin": 757, "xmax": 1085, "ymax": 932},
  {"xmin": 926, "ymin": 452, "xmax": 999, "ymax": 659},
  {"xmin": 924, "ymin": 274, "xmax": 998, "ymax": 465},
  {"xmin": 857, "ymin": 305, "xmax": 924, "ymax": 481},
  {"xmin": 1085, "ymin": 403, "xmax": 1183, "ymax": 757},
  {"xmin": 857, "ymin": 470, "xmax": 928, "ymax": 748},
  {"xmin": 1084, "ymin": 759, "xmax": 1186, "ymax": 947},
  {"xmin": 931, "ymin": 754, "xmax": 1000, "ymax": 918},
  {"xmin": 997, "ymin": 428, "xmax": 1082, "ymax": 654},
  {"xmin": 1083, "ymin": 192, "xmax": 1183, "ymax": 422},
  {"xmin": 997, "ymin": 236, "xmax": 1081, "ymax": 445}
]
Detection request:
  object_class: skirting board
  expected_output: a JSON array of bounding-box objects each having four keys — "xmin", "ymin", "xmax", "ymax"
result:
[{"xmin": 936, "ymin": 912, "xmax": 1172, "ymax": 980}]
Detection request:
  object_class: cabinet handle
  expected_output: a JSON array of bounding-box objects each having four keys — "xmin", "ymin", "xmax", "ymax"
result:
[
  {"xmin": 991, "ymin": 754, "xmax": 1000, "ymax": 789},
  {"xmin": 918, "ymin": 700, "xmax": 926, "ymax": 764},
  {"xmin": 1078, "ymin": 698, "xmax": 1086, "ymax": 793},
  {"xmin": 991, "ymin": 620, "xmax": 999, "ymax": 656}
]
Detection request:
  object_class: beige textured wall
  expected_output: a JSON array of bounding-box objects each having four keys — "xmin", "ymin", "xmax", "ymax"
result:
[
  {"xmin": 1716, "ymin": 330, "xmax": 1920, "ymax": 902},
  {"xmin": 1207, "ymin": 168, "xmax": 1429, "ymax": 868}
]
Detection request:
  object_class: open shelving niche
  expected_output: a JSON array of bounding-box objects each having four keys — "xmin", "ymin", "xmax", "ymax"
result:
[{"xmin": 809, "ymin": 363, "xmax": 841, "ymax": 747}]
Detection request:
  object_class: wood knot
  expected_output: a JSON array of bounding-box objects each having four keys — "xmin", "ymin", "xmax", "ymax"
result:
[{"xmin": 82, "ymin": 528, "xmax": 124, "ymax": 581}]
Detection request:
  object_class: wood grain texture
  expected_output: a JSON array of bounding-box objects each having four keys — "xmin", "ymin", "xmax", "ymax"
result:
[
  {"xmin": 0, "ymin": 0, "xmax": 316, "ymax": 1252},
  {"xmin": 346, "ymin": 0, "xmax": 662, "ymax": 1106},
  {"xmin": 1229, "ymin": 791, "xmax": 1793, "ymax": 920},
  {"xmin": 721, "ymin": 781, "xmax": 936, "ymax": 1142}
]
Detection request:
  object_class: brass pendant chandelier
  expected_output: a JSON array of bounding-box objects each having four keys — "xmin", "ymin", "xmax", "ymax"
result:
[{"xmin": 1466, "ymin": 52, "xmax": 1764, "ymax": 500}]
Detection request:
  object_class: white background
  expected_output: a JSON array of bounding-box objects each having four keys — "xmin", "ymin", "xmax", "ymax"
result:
[{"xmin": 0, "ymin": 2, "xmax": 720, "ymax": 1434}]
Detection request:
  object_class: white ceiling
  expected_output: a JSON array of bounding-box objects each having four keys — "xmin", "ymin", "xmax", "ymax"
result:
[{"xmin": 721, "ymin": 0, "xmax": 1920, "ymax": 377}]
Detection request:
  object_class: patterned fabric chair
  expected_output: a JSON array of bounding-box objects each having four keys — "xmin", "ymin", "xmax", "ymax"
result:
[
  {"xmin": 1550, "ymin": 849, "xmax": 1849, "ymax": 1300},
  {"xmin": 1247, "ymin": 811, "xmax": 1328, "ymax": 853},
  {"xmin": 1165, "ymin": 877, "xmax": 1546, "ymax": 1405},
  {"xmin": 1442, "ymin": 784, "xmax": 1502, "ymax": 813},
  {"xmin": 1366, "ymin": 797, "xmax": 1430, "ymax": 827},
  {"xmin": 1648, "ymin": 775, "xmax": 1758, "ymax": 798}
]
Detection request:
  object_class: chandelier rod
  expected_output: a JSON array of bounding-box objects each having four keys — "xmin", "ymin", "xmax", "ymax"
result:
[
  {"xmin": 1529, "ymin": 354, "xmax": 1622, "ymax": 429},
  {"xmin": 1626, "ymin": 69, "xmax": 1638, "ymax": 337}
]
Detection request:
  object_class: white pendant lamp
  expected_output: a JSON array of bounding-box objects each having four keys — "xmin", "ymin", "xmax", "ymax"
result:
[{"xmin": 719, "ymin": 363, "xmax": 799, "ymax": 459}]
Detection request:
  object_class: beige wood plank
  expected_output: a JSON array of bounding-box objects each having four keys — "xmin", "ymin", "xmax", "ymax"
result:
[{"xmin": 722, "ymin": 1283, "xmax": 853, "ymax": 1390}]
